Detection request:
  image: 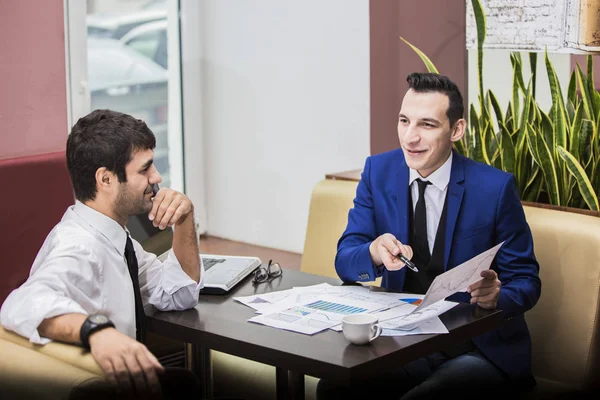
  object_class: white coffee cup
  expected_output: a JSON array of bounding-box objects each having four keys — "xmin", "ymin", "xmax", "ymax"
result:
[{"xmin": 341, "ymin": 313, "xmax": 382, "ymax": 345}]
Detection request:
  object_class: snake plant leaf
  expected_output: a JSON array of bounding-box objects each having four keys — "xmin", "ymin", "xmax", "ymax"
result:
[
  {"xmin": 536, "ymin": 133, "xmax": 561, "ymax": 206},
  {"xmin": 587, "ymin": 55, "xmax": 599, "ymax": 118},
  {"xmin": 489, "ymin": 90, "xmax": 504, "ymax": 127},
  {"xmin": 558, "ymin": 146, "xmax": 599, "ymax": 211},
  {"xmin": 471, "ymin": 0, "xmax": 486, "ymax": 113},
  {"xmin": 569, "ymin": 103, "xmax": 583, "ymax": 160},
  {"xmin": 529, "ymin": 52, "xmax": 537, "ymax": 99},
  {"xmin": 499, "ymin": 123, "xmax": 515, "ymax": 175},
  {"xmin": 523, "ymin": 166, "xmax": 543, "ymax": 202},
  {"xmin": 505, "ymin": 102, "xmax": 514, "ymax": 134},
  {"xmin": 579, "ymin": 119, "xmax": 594, "ymax": 170},
  {"xmin": 454, "ymin": 137, "xmax": 467, "ymax": 156},
  {"xmin": 576, "ymin": 64, "xmax": 595, "ymax": 121},
  {"xmin": 399, "ymin": 37, "xmax": 439, "ymax": 74},
  {"xmin": 567, "ymin": 70, "xmax": 577, "ymax": 106}
]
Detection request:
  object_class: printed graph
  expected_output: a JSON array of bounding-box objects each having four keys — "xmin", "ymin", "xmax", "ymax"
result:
[
  {"xmin": 305, "ymin": 300, "xmax": 367, "ymax": 315},
  {"xmin": 400, "ymin": 298, "xmax": 422, "ymax": 306}
]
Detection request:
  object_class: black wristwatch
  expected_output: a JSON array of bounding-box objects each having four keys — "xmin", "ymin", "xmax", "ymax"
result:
[{"xmin": 80, "ymin": 314, "xmax": 115, "ymax": 350}]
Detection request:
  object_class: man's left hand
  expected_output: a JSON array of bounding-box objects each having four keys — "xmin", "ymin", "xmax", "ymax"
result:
[
  {"xmin": 467, "ymin": 269, "xmax": 501, "ymax": 309},
  {"xmin": 149, "ymin": 188, "xmax": 193, "ymax": 230}
]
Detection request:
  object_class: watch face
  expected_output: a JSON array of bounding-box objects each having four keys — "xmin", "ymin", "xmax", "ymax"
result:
[{"xmin": 89, "ymin": 314, "xmax": 110, "ymax": 324}]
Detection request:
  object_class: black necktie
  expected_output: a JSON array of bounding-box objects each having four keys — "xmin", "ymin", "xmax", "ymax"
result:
[
  {"xmin": 124, "ymin": 235, "xmax": 146, "ymax": 343},
  {"xmin": 414, "ymin": 179, "xmax": 431, "ymax": 264}
]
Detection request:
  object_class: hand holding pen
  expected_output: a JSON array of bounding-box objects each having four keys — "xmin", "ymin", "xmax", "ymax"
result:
[{"xmin": 369, "ymin": 233, "xmax": 418, "ymax": 272}]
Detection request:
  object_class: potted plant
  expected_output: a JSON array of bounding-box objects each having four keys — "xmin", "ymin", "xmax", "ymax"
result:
[{"xmin": 401, "ymin": 0, "xmax": 600, "ymax": 215}]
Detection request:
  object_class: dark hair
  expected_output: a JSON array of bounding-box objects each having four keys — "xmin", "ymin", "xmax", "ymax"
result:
[
  {"xmin": 66, "ymin": 109, "xmax": 156, "ymax": 202},
  {"xmin": 406, "ymin": 72, "xmax": 464, "ymax": 127}
]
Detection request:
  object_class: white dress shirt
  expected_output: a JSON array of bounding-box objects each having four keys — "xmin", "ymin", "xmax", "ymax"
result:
[
  {"xmin": 0, "ymin": 201, "xmax": 204, "ymax": 344},
  {"xmin": 409, "ymin": 152, "xmax": 453, "ymax": 254}
]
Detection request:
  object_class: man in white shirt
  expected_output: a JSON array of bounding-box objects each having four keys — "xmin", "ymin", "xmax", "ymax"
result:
[{"xmin": 1, "ymin": 109, "xmax": 205, "ymax": 399}]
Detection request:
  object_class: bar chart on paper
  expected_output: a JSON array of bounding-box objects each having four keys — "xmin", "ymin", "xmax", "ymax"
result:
[{"xmin": 305, "ymin": 300, "xmax": 367, "ymax": 315}]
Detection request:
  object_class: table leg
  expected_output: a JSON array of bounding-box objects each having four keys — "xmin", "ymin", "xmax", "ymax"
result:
[
  {"xmin": 288, "ymin": 371, "xmax": 305, "ymax": 400},
  {"xmin": 191, "ymin": 344, "xmax": 213, "ymax": 400},
  {"xmin": 276, "ymin": 368, "xmax": 305, "ymax": 400},
  {"xmin": 275, "ymin": 367, "xmax": 288, "ymax": 399}
]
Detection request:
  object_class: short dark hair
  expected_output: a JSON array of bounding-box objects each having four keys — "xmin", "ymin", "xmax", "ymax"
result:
[
  {"xmin": 66, "ymin": 109, "xmax": 156, "ymax": 202},
  {"xmin": 406, "ymin": 72, "xmax": 464, "ymax": 127}
]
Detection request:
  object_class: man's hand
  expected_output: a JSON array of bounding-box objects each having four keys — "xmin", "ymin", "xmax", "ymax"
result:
[
  {"xmin": 149, "ymin": 188, "xmax": 193, "ymax": 230},
  {"xmin": 467, "ymin": 269, "xmax": 501, "ymax": 309},
  {"xmin": 369, "ymin": 233, "xmax": 414, "ymax": 271},
  {"xmin": 89, "ymin": 327, "xmax": 164, "ymax": 398}
]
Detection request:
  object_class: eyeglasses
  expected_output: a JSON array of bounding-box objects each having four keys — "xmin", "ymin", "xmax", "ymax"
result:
[{"xmin": 252, "ymin": 260, "xmax": 283, "ymax": 285}]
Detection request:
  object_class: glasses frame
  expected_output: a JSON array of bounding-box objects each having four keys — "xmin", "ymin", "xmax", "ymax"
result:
[{"xmin": 252, "ymin": 259, "xmax": 283, "ymax": 285}]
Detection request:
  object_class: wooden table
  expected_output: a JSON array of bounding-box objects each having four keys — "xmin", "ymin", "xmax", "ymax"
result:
[{"xmin": 147, "ymin": 268, "xmax": 503, "ymax": 400}]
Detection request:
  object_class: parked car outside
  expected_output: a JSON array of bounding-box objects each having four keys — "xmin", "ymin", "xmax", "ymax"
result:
[
  {"xmin": 87, "ymin": 37, "xmax": 170, "ymax": 186},
  {"xmin": 120, "ymin": 19, "xmax": 168, "ymax": 69},
  {"xmin": 87, "ymin": 7, "xmax": 167, "ymax": 40}
]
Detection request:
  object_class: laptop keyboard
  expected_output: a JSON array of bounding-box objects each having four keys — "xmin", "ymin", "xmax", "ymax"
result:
[{"xmin": 202, "ymin": 257, "xmax": 226, "ymax": 271}]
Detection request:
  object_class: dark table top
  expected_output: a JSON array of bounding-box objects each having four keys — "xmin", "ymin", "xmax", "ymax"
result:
[{"xmin": 146, "ymin": 268, "xmax": 503, "ymax": 383}]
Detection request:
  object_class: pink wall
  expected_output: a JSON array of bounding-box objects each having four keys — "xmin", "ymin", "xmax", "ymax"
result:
[{"xmin": 0, "ymin": 0, "xmax": 68, "ymax": 160}]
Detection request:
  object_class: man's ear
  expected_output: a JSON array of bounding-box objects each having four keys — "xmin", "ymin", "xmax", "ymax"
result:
[
  {"xmin": 450, "ymin": 119, "xmax": 466, "ymax": 143},
  {"xmin": 95, "ymin": 167, "xmax": 114, "ymax": 193}
]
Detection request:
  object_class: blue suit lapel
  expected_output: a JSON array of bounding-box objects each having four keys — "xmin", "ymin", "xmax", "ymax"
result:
[{"xmin": 444, "ymin": 153, "xmax": 465, "ymax": 270}]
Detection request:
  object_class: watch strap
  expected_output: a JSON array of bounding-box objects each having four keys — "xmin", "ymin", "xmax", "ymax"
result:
[{"xmin": 80, "ymin": 315, "xmax": 115, "ymax": 350}]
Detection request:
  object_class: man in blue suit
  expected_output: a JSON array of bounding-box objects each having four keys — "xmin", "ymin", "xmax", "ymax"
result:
[{"xmin": 317, "ymin": 72, "xmax": 541, "ymax": 399}]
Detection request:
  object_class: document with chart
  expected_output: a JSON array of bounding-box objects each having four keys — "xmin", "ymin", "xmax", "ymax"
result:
[
  {"xmin": 413, "ymin": 241, "xmax": 505, "ymax": 312},
  {"xmin": 248, "ymin": 294, "xmax": 385, "ymax": 335}
]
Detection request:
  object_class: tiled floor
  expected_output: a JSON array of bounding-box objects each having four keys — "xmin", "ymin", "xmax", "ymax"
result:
[{"xmin": 199, "ymin": 235, "xmax": 303, "ymax": 271}]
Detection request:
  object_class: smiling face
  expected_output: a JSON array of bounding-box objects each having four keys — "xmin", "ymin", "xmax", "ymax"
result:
[
  {"xmin": 397, "ymin": 89, "xmax": 465, "ymax": 178},
  {"xmin": 114, "ymin": 148, "xmax": 162, "ymax": 217}
]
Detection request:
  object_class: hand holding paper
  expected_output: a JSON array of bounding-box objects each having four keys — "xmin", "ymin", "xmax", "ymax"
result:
[
  {"xmin": 467, "ymin": 269, "xmax": 501, "ymax": 309},
  {"xmin": 413, "ymin": 241, "xmax": 505, "ymax": 312}
]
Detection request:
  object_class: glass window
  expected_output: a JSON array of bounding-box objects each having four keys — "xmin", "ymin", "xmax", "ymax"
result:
[{"xmin": 86, "ymin": 0, "xmax": 173, "ymax": 188}]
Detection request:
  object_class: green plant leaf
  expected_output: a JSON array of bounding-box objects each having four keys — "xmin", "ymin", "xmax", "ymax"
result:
[
  {"xmin": 499, "ymin": 124, "xmax": 515, "ymax": 175},
  {"xmin": 579, "ymin": 119, "xmax": 594, "ymax": 170},
  {"xmin": 576, "ymin": 64, "xmax": 595, "ymax": 121},
  {"xmin": 569, "ymin": 103, "xmax": 583, "ymax": 160},
  {"xmin": 567, "ymin": 70, "xmax": 577, "ymax": 106},
  {"xmin": 523, "ymin": 166, "xmax": 543, "ymax": 202},
  {"xmin": 536, "ymin": 133, "xmax": 561, "ymax": 205},
  {"xmin": 489, "ymin": 90, "xmax": 504, "ymax": 127},
  {"xmin": 558, "ymin": 146, "xmax": 599, "ymax": 210},
  {"xmin": 529, "ymin": 52, "xmax": 537, "ymax": 98},
  {"xmin": 399, "ymin": 37, "xmax": 439, "ymax": 74},
  {"xmin": 471, "ymin": 0, "xmax": 486, "ymax": 115}
]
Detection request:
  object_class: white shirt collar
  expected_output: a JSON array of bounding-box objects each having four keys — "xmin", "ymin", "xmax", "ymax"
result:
[
  {"xmin": 72, "ymin": 200, "xmax": 129, "ymax": 255},
  {"xmin": 409, "ymin": 151, "xmax": 453, "ymax": 191}
]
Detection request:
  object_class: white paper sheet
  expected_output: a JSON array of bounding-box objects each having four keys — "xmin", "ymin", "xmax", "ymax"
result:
[
  {"xmin": 413, "ymin": 241, "xmax": 505, "ymax": 312},
  {"xmin": 248, "ymin": 294, "xmax": 386, "ymax": 335},
  {"xmin": 233, "ymin": 283, "xmax": 331, "ymax": 312},
  {"xmin": 381, "ymin": 316, "xmax": 448, "ymax": 336},
  {"xmin": 381, "ymin": 300, "xmax": 458, "ymax": 329}
]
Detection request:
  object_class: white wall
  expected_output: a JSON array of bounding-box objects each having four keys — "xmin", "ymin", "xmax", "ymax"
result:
[
  {"xmin": 467, "ymin": 49, "xmax": 572, "ymax": 120},
  {"xmin": 197, "ymin": 0, "xmax": 370, "ymax": 253}
]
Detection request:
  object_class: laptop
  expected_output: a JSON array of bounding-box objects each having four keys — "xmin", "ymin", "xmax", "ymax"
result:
[
  {"xmin": 127, "ymin": 214, "xmax": 262, "ymax": 295},
  {"xmin": 156, "ymin": 250, "xmax": 261, "ymax": 294}
]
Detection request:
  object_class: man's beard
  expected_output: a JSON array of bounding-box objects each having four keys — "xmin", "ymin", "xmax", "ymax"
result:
[{"xmin": 115, "ymin": 184, "xmax": 152, "ymax": 217}]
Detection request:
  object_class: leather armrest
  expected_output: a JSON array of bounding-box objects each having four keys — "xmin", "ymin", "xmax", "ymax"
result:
[{"xmin": 0, "ymin": 325, "xmax": 104, "ymax": 376}]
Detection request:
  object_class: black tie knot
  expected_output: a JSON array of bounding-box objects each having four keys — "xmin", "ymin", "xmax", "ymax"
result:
[{"xmin": 416, "ymin": 179, "xmax": 431, "ymax": 197}]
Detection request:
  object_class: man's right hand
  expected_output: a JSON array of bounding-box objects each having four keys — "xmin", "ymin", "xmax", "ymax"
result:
[
  {"xmin": 369, "ymin": 233, "xmax": 414, "ymax": 271},
  {"xmin": 89, "ymin": 327, "xmax": 164, "ymax": 398}
]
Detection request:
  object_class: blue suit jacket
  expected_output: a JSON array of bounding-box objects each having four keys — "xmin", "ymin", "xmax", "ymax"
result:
[{"xmin": 335, "ymin": 149, "xmax": 542, "ymax": 379}]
